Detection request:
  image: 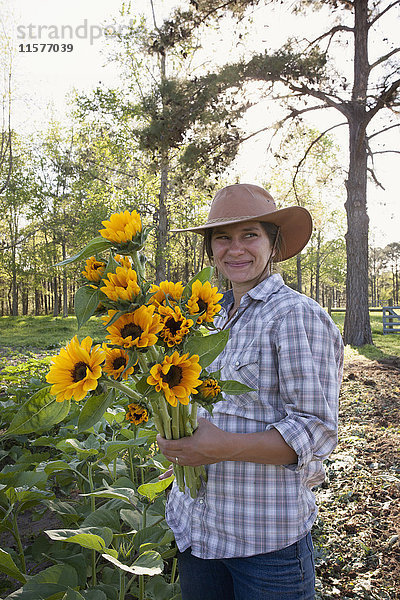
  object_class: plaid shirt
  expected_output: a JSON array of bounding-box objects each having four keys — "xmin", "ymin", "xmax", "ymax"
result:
[{"xmin": 166, "ymin": 274, "xmax": 344, "ymax": 559}]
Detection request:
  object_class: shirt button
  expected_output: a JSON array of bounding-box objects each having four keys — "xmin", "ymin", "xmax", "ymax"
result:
[
  {"xmin": 198, "ymin": 499, "xmax": 204, "ymax": 504},
  {"xmin": 235, "ymin": 361, "xmax": 240, "ymax": 366}
]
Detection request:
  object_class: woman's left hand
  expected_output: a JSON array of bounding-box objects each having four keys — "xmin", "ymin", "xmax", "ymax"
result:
[{"xmin": 157, "ymin": 418, "xmax": 228, "ymax": 467}]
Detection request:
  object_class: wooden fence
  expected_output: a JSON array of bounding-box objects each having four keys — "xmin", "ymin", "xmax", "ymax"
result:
[{"xmin": 382, "ymin": 306, "xmax": 400, "ymax": 334}]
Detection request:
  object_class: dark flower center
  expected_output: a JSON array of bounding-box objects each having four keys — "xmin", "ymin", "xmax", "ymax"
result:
[
  {"xmin": 72, "ymin": 361, "xmax": 89, "ymax": 382},
  {"xmin": 113, "ymin": 356, "xmax": 127, "ymax": 370},
  {"xmin": 197, "ymin": 299, "xmax": 207, "ymax": 313},
  {"xmin": 161, "ymin": 365, "xmax": 183, "ymax": 388},
  {"xmin": 121, "ymin": 323, "xmax": 142, "ymax": 340},
  {"xmin": 165, "ymin": 317, "xmax": 183, "ymax": 335}
]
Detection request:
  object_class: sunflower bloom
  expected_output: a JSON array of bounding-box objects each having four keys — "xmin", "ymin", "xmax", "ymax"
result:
[
  {"xmin": 126, "ymin": 403, "xmax": 148, "ymax": 426},
  {"xmin": 199, "ymin": 378, "xmax": 221, "ymax": 399},
  {"xmin": 103, "ymin": 345, "xmax": 136, "ymax": 380},
  {"xmin": 105, "ymin": 305, "xmax": 163, "ymax": 349},
  {"xmin": 158, "ymin": 305, "xmax": 193, "ymax": 347},
  {"xmin": 186, "ymin": 280, "xmax": 223, "ymax": 324},
  {"xmin": 115, "ymin": 254, "xmax": 132, "ymax": 269},
  {"xmin": 82, "ymin": 256, "xmax": 106, "ymax": 283},
  {"xmin": 147, "ymin": 351, "xmax": 202, "ymax": 407},
  {"xmin": 100, "ymin": 266, "xmax": 141, "ymax": 302},
  {"xmin": 148, "ymin": 280, "xmax": 184, "ymax": 307},
  {"xmin": 99, "ymin": 210, "xmax": 142, "ymax": 244},
  {"xmin": 46, "ymin": 336, "xmax": 105, "ymax": 402}
]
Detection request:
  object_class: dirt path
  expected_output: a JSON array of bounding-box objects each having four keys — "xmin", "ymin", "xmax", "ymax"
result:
[{"xmin": 314, "ymin": 351, "xmax": 400, "ymax": 599}]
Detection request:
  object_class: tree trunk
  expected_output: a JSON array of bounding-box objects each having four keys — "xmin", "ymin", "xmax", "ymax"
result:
[
  {"xmin": 52, "ymin": 275, "xmax": 59, "ymax": 317},
  {"xmin": 62, "ymin": 240, "xmax": 68, "ymax": 318},
  {"xmin": 11, "ymin": 244, "xmax": 18, "ymax": 316},
  {"xmin": 343, "ymin": 0, "xmax": 373, "ymax": 346},
  {"xmin": 154, "ymin": 156, "xmax": 169, "ymax": 283},
  {"xmin": 296, "ymin": 253, "xmax": 302, "ymax": 294},
  {"xmin": 315, "ymin": 231, "xmax": 321, "ymax": 304}
]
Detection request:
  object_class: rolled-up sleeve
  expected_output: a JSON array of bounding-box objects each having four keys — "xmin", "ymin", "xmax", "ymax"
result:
[{"xmin": 267, "ymin": 303, "xmax": 343, "ymax": 471}]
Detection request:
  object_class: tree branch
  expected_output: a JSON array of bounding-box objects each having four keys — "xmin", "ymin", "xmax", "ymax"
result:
[
  {"xmin": 307, "ymin": 24, "xmax": 353, "ymax": 49},
  {"xmin": 292, "ymin": 122, "xmax": 348, "ymax": 205},
  {"xmin": 370, "ymin": 47, "xmax": 400, "ymax": 71},
  {"xmin": 367, "ymin": 77, "xmax": 400, "ymax": 122},
  {"xmin": 367, "ymin": 167, "xmax": 385, "ymax": 189},
  {"xmin": 368, "ymin": 122, "xmax": 400, "ymax": 140},
  {"xmin": 369, "ymin": 0, "xmax": 400, "ymax": 27}
]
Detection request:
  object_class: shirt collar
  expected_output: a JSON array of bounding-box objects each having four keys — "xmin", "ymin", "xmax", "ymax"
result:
[{"xmin": 219, "ymin": 273, "xmax": 285, "ymax": 314}]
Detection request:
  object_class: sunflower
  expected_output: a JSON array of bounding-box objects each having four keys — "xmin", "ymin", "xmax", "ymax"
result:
[
  {"xmin": 186, "ymin": 280, "xmax": 223, "ymax": 324},
  {"xmin": 82, "ymin": 256, "xmax": 106, "ymax": 283},
  {"xmin": 46, "ymin": 336, "xmax": 105, "ymax": 402},
  {"xmin": 199, "ymin": 378, "xmax": 221, "ymax": 399},
  {"xmin": 147, "ymin": 351, "xmax": 202, "ymax": 407},
  {"xmin": 105, "ymin": 305, "xmax": 163, "ymax": 349},
  {"xmin": 115, "ymin": 254, "xmax": 132, "ymax": 269},
  {"xmin": 103, "ymin": 345, "xmax": 136, "ymax": 380},
  {"xmin": 158, "ymin": 305, "xmax": 193, "ymax": 347},
  {"xmin": 148, "ymin": 280, "xmax": 184, "ymax": 307},
  {"xmin": 99, "ymin": 210, "xmax": 142, "ymax": 244},
  {"xmin": 100, "ymin": 266, "xmax": 141, "ymax": 302},
  {"xmin": 126, "ymin": 403, "xmax": 148, "ymax": 426}
]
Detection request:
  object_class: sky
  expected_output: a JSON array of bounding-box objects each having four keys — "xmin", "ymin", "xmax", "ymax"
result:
[{"xmin": 3, "ymin": 0, "xmax": 400, "ymax": 247}]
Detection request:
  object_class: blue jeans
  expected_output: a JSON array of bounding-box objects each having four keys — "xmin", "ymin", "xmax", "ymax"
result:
[{"xmin": 177, "ymin": 532, "xmax": 315, "ymax": 600}]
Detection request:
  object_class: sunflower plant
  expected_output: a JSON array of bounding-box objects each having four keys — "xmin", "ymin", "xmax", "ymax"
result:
[{"xmin": 40, "ymin": 208, "xmax": 253, "ymax": 499}]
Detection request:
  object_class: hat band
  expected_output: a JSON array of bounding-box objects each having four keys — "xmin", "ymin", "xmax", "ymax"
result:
[{"xmin": 205, "ymin": 215, "xmax": 268, "ymax": 225}]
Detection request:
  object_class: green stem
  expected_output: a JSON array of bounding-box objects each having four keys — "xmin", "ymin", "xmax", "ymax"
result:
[
  {"xmin": 128, "ymin": 447, "xmax": 136, "ymax": 486},
  {"xmin": 87, "ymin": 464, "xmax": 97, "ymax": 587},
  {"xmin": 190, "ymin": 402, "xmax": 198, "ymax": 431},
  {"xmin": 106, "ymin": 379, "xmax": 141, "ymax": 401},
  {"xmin": 139, "ymin": 574, "xmax": 145, "ymax": 600},
  {"xmin": 171, "ymin": 403, "xmax": 180, "ymax": 440},
  {"xmin": 137, "ymin": 353, "xmax": 149, "ymax": 373},
  {"xmin": 119, "ymin": 570, "xmax": 126, "ymax": 600},
  {"xmin": 150, "ymin": 399, "xmax": 165, "ymax": 437},
  {"xmin": 131, "ymin": 251, "xmax": 145, "ymax": 281},
  {"xmin": 170, "ymin": 557, "xmax": 178, "ymax": 584},
  {"xmin": 12, "ymin": 512, "xmax": 26, "ymax": 574},
  {"xmin": 158, "ymin": 399, "xmax": 172, "ymax": 439}
]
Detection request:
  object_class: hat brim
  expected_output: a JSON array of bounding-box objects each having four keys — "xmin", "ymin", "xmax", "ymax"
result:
[{"xmin": 171, "ymin": 206, "xmax": 313, "ymax": 262}]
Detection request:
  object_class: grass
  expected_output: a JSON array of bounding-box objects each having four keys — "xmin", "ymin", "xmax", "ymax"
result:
[
  {"xmin": 331, "ymin": 311, "xmax": 400, "ymax": 360},
  {"xmin": 0, "ymin": 312, "xmax": 399, "ymax": 360},
  {"xmin": 0, "ymin": 315, "xmax": 104, "ymax": 349}
]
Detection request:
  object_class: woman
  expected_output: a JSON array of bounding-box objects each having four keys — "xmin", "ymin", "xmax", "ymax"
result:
[{"xmin": 157, "ymin": 183, "xmax": 344, "ymax": 600}]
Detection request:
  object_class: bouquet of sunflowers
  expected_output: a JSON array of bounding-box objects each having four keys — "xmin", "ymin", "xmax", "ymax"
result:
[{"xmin": 46, "ymin": 209, "xmax": 250, "ymax": 498}]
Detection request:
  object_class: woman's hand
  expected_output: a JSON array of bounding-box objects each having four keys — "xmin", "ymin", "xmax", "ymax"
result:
[{"xmin": 156, "ymin": 418, "xmax": 228, "ymax": 467}]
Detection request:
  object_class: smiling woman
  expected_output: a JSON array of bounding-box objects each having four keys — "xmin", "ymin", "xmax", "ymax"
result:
[{"xmin": 158, "ymin": 183, "xmax": 344, "ymax": 600}]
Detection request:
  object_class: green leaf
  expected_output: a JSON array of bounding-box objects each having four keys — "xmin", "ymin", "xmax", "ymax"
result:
[
  {"xmin": 62, "ymin": 589, "xmax": 85, "ymax": 600},
  {"xmin": 0, "ymin": 548, "xmax": 27, "ymax": 583},
  {"xmin": 63, "ymin": 439, "xmax": 99, "ymax": 457},
  {"xmin": 103, "ymin": 437, "xmax": 149, "ymax": 462},
  {"xmin": 77, "ymin": 391, "xmax": 114, "ymax": 432},
  {"xmin": 185, "ymin": 329, "xmax": 229, "ymax": 368},
  {"xmin": 45, "ymin": 527, "xmax": 113, "ymax": 552},
  {"xmin": 102, "ymin": 550, "xmax": 163, "ymax": 576},
  {"xmin": 183, "ymin": 266, "xmax": 214, "ymax": 298},
  {"xmin": 138, "ymin": 475, "xmax": 175, "ymax": 501},
  {"xmin": 219, "ymin": 380, "xmax": 256, "ymax": 394},
  {"xmin": 4, "ymin": 387, "xmax": 70, "ymax": 437},
  {"xmin": 133, "ymin": 525, "xmax": 175, "ymax": 550},
  {"xmin": 82, "ymin": 508, "xmax": 121, "ymax": 531},
  {"xmin": 57, "ymin": 236, "xmax": 113, "ymax": 267},
  {"xmin": 80, "ymin": 487, "xmax": 138, "ymax": 506},
  {"xmin": 74, "ymin": 286, "xmax": 101, "ymax": 329}
]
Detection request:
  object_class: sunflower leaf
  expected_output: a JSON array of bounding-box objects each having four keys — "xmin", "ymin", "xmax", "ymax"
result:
[
  {"xmin": 182, "ymin": 267, "xmax": 214, "ymax": 298},
  {"xmin": 77, "ymin": 390, "xmax": 115, "ymax": 433},
  {"xmin": 75, "ymin": 285, "xmax": 101, "ymax": 329},
  {"xmin": 219, "ymin": 380, "xmax": 256, "ymax": 394},
  {"xmin": 3, "ymin": 387, "xmax": 70, "ymax": 438},
  {"xmin": 185, "ymin": 329, "xmax": 229, "ymax": 368},
  {"xmin": 57, "ymin": 236, "xmax": 113, "ymax": 267}
]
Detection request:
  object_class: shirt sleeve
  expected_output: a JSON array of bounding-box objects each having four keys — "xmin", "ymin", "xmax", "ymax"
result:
[{"xmin": 267, "ymin": 302, "xmax": 344, "ymax": 471}]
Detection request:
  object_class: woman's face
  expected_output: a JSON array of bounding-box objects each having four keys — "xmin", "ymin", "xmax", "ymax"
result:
[{"xmin": 211, "ymin": 221, "xmax": 273, "ymax": 292}]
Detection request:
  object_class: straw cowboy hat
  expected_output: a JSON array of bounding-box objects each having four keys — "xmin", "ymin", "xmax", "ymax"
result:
[{"xmin": 173, "ymin": 183, "xmax": 313, "ymax": 262}]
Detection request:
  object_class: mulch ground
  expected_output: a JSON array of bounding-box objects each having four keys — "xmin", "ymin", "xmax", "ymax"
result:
[
  {"xmin": 314, "ymin": 352, "xmax": 400, "ymax": 599},
  {"xmin": 0, "ymin": 348, "xmax": 399, "ymax": 598}
]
